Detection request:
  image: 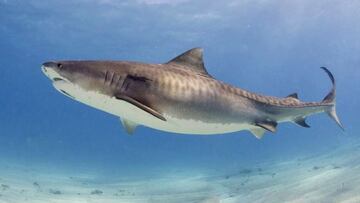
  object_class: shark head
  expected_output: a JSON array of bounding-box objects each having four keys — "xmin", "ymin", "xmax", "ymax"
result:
[
  {"xmin": 41, "ymin": 60, "xmax": 167, "ymax": 128},
  {"xmin": 41, "ymin": 61, "xmax": 118, "ymax": 100}
]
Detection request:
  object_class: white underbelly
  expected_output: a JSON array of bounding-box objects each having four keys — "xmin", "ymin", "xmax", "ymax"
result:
[{"xmin": 54, "ymin": 81, "xmax": 250, "ymax": 135}]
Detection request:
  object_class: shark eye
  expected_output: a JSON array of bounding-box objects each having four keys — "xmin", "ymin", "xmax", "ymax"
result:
[{"xmin": 57, "ymin": 63, "xmax": 63, "ymax": 69}]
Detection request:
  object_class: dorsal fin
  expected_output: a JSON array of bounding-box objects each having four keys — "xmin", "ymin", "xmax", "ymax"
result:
[
  {"xmin": 286, "ymin": 93, "xmax": 298, "ymax": 99},
  {"xmin": 167, "ymin": 48, "xmax": 210, "ymax": 76}
]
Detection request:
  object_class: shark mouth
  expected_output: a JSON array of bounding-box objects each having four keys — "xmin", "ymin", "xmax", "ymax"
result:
[
  {"xmin": 59, "ymin": 89, "xmax": 75, "ymax": 99},
  {"xmin": 42, "ymin": 65, "xmax": 76, "ymax": 99},
  {"xmin": 52, "ymin": 79, "xmax": 76, "ymax": 99},
  {"xmin": 52, "ymin": 77, "xmax": 64, "ymax": 82}
]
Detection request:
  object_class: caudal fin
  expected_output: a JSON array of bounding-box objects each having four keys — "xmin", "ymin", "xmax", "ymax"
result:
[{"xmin": 320, "ymin": 67, "xmax": 344, "ymax": 130}]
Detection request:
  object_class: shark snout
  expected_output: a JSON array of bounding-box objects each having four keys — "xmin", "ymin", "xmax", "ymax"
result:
[
  {"xmin": 42, "ymin": 61, "xmax": 62, "ymax": 70},
  {"xmin": 42, "ymin": 61, "xmax": 65, "ymax": 81}
]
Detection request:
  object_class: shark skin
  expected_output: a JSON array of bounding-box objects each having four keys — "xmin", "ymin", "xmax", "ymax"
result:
[{"xmin": 42, "ymin": 48, "xmax": 343, "ymax": 138}]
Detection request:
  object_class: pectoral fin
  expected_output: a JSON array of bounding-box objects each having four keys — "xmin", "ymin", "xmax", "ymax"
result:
[
  {"xmin": 255, "ymin": 121, "xmax": 277, "ymax": 133},
  {"xmin": 120, "ymin": 118, "xmax": 138, "ymax": 135},
  {"xmin": 115, "ymin": 74, "xmax": 166, "ymax": 122},
  {"xmin": 116, "ymin": 95, "xmax": 166, "ymax": 121}
]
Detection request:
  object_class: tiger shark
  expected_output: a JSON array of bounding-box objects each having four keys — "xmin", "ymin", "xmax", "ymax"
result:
[{"xmin": 42, "ymin": 48, "xmax": 343, "ymax": 138}]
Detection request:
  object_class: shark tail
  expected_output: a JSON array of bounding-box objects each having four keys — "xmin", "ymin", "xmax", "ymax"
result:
[{"xmin": 320, "ymin": 67, "xmax": 344, "ymax": 130}]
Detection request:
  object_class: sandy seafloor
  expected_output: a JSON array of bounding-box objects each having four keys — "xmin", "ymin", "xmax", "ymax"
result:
[{"xmin": 0, "ymin": 140, "xmax": 359, "ymax": 203}]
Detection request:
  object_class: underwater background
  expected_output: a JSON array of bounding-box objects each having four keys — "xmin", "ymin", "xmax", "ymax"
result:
[{"xmin": 0, "ymin": 0, "xmax": 359, "ymax": 202}]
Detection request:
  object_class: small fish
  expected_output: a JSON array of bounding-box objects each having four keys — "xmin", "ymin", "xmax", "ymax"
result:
[{"xmin": 42, "ymin": 48, "xmax": 343, "ymax": 138}]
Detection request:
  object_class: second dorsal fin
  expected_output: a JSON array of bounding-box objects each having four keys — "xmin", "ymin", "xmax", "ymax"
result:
[
  {"xmin": 286, "ymin": 93, "xmax": 298, "ymax": 99},
  {"xmin": 167, "ymin": 47, "xmax": 210, "ymax": 76}
]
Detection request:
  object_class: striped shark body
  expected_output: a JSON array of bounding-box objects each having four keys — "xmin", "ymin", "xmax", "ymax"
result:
[{"xmin": 42, "ymin": 48, "xmax": 343, "ymax": 138}]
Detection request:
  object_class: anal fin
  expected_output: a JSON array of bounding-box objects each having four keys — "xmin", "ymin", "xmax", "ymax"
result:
[
  {"xmin": 294, "ymin": 117, "xmax": 310, "ymax": 128},
  {"xmin": 256, "ymin": 121, "xmax": 277, "ymax": 133},
  {"xmin": 120, "ymin": 118, "xmax": 138, "ymax": 135}
]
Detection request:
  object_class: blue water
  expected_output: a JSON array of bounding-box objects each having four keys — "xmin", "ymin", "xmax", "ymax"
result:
[{"xmin": 0, "ymin": 0, "xmax": 359, "ymax": 202}]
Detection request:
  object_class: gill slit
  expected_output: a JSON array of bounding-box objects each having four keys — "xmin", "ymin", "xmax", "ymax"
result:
[
  {"xmin": 116, "ymin": 75, "xmax": 122, "ymax": 88},
  {"xmin": 110, "ymin": 72, "xmax": 116, "ymax": 87},
  {"xmin": 104, "ymin": 71, "xmax": 109, "ymax": 85}
]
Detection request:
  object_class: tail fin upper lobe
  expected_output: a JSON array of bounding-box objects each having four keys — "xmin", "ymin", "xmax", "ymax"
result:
[{"xmin": 320, "ymin": 67, "xmax": 344, "ymax": 130}]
